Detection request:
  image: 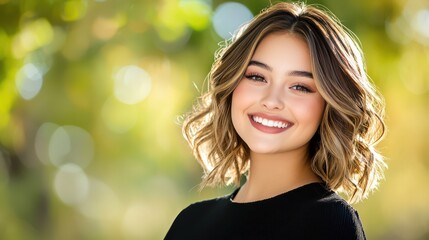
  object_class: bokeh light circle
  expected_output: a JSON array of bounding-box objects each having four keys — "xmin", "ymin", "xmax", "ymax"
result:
[
  {"xmin": 54, "ymin": 163, "xmax": 89, "ymax": 205},
  {"xmin": 48, "ymin": 125, "xmax": 94, "ymax": 168},
  {"xmin": 35, "ymin": 122, "xmax": 59, "ymax": 165},
  {"xmin": 413, "ymin": 9, "xmax": 429, "ymax": 39},
  {"xmin": 113, "ymin": 65, "xmax": 152, "ymax": 104},
  {"xmin": 15, "ymin": 63, "xmax": 44, "ymax": 100},
  {"xmin": 212, "ymin": 2, "xmax": 253, "ymax": 39},
  {"xmin": 77, "ymin": 178, "xmax": 121, "ymax": 220}
]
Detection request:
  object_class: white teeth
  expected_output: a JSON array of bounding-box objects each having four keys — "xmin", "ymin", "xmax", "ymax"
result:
[{"xmin": 252, "ymin": 116, "xmax": 289, "ymax": 128}]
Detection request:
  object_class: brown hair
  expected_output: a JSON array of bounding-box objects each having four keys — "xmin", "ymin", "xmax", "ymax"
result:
[{"xmin": 182, "ymin": 2, "xmax": 386, "ymax": 203}]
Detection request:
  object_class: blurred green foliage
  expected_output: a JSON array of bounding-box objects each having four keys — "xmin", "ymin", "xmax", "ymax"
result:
[{"xmin": 1, "ymin": 0, "xmax": 429, "ymax": 239}]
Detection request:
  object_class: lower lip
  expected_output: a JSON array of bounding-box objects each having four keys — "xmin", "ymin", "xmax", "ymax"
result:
[{"xmin": 248, "ymin": 116, "xmax": 291, "ymax": 134}]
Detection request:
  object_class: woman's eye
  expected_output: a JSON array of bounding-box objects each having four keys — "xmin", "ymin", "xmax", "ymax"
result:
[
  {"xmin": 245, "ymin": 74, "xmax": 266, "ymax": 82},
  {"xmin": 290, "ymin": 84, "xmax": 313, "ymax": 93}
]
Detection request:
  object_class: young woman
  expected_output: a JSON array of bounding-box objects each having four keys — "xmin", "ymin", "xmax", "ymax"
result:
[{"xmin": 165, "ymin": 2, "xmax": 386, "ymax": 239}]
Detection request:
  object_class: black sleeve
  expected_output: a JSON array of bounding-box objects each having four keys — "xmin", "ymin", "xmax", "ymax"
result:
[
  {"xmin": 305, "ymin": 200, "xmax": 366, "ymax": 240},
  {"xmin": 164, "ymin": 205, "xmax": 193, "ymax": 240},
  {"xmin": 164, "ymin": 202, "xmax": 213, "ymax": 240}
]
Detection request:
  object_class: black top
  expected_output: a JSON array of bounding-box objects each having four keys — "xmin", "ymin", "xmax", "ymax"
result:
[{"xmin": 165, "ymin": 183, "xmax": 366, "ymax": 240}]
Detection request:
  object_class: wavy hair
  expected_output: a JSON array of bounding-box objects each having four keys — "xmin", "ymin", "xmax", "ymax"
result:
[{"xmin": 182, "ymin": 2, "xmax": 386, "ymax": 203}]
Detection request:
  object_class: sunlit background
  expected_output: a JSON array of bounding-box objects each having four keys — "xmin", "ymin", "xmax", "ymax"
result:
[{"xmin": 0, "ymin": 0, "xmax": 428, "ymax": 239}]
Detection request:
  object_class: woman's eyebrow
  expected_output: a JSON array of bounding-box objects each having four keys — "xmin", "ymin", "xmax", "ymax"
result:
[
  {"xmin": 248, "ymin": 60, "xmax": 272, "ymax": 71},
  {"xmin": 290, "ymin": 70, "xmax": 313, "ymax": 79},
  {"xmin": 248, "ymin": 59, "xmax": 313, "ymax": 79}
]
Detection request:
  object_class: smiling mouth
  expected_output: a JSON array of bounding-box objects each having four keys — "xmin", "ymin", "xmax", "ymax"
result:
[{"xmin": 251, "ymin": 115, "xmax": 291, "ymax": 129}]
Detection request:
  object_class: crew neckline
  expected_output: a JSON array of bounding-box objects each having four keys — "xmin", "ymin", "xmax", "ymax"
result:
[{"xmin": 229, "ymin": 182, "xmax": 326, "ymax": 205}]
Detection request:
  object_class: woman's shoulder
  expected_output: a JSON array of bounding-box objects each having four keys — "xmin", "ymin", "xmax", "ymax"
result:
[
  {"xmin": 164, "ymin": 192, "xmax": 234, "ymax": 239},
  {"xmin": 183, "ymin": 191, "xmax": 233, "ymax": 212},
  {"xmin": 309, "ymin": 189, "xmax": 360, "ymax": 219},
  {"xmin": 170, "ymin": 191, "xmax": 234, "ymax": 224},
  {"xmin": 302, "ymin": 189, "xmax": 366, "ymax": 239}
]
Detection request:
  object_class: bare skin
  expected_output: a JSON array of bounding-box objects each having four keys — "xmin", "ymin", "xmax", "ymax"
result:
[
  {"xmin": 231, "ymin": 33, "xmax": 325, "ymax": 203},
  {"xmin": 233, "ymin": 152, "xmax": 321, "ymax": 203}
]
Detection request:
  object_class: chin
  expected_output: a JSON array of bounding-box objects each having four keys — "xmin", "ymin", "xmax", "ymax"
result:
[{"xmin": 248, "ymin": 145, "xmax": 284, "ymax": 155}]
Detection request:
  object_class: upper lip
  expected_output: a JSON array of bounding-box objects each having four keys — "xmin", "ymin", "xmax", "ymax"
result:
[{"xmin": 248, "ymin": 112, "xmax": 293, "ymax": 125}]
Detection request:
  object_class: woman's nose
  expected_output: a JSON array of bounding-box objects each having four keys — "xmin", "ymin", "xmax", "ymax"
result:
[{"xmin": 260, "ymin": 86, "xmax": 284, "ymax": 110}]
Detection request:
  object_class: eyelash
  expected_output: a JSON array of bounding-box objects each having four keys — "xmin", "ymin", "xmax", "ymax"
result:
[
  {"xmin": 245, "ymin": 73, "xmax": 266, "ymax": 82},
  {"xmin": 245, "ymin": 73, "xmax": 314, "ymax": 93},
  {"xmin": 290, "ymin": 84, "xmax": 313, "ymax": 93}
]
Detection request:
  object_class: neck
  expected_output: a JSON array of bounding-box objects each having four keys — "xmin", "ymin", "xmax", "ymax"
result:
[{"xmin": 234, "ymin": 150, "xmax": 321, "ymax": 203}]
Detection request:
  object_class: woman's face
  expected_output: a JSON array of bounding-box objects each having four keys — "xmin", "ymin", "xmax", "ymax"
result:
[{"xmin": 231, "ymin": 32, "xmax": 326, "ymax": 158}]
